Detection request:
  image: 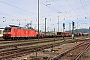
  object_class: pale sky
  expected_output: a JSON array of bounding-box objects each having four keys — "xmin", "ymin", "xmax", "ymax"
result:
[{"xmin": 0, "ymin": 0, "xmax": 90, "ymax": 32}]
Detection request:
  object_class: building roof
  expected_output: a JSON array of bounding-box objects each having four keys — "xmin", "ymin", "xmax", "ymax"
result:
[{"xmin": 0, "ymin": 28, "xmax": 4, "ymax": 29}]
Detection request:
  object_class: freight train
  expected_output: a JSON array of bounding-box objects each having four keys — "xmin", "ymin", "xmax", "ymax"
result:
[
  {"xmin": 2, "ymin": 25, "xmax": 72, "ymax": 40},
  {"xmin": 3, "ymin": 25, "xmax": 45, "ymax": 40},
  {"xmin": 3, "ymin": 25, "xmax": 87, "ymax": 40},
  {"xmin": 2, "ymin": 25, "xmax": 73, "ymax": 40}
]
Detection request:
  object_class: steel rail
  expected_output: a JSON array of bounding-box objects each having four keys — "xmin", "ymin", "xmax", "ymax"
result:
[
  {"xmin": 74, "ymin": 43, "xmax": 90, "ymax": 60},
  {"xmin": 0, "ymin": 40, "xmax": 81, "ymax": 60},
  {"xmin": 0, "ymin": 39, "xmax": 89, "ymax": 59},
  {"xmin": 0, "ymin": 42, "xmax": 61, "ymax": 59},
  {"xmin": 50, "ymin": 42, "xmax": 88, "ymax": 60},
  {"xmin": 0, "ymin": 38, "xmax": 89, "ymax": 50}
]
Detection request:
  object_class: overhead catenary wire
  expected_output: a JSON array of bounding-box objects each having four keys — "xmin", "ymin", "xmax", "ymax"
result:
[
  {"xmin": 0, "ymin": 0, "xmax": 51, "ymax": 21},
  {"xmin": 53, "ymin": 0, "xmax": 62, "ymax": 8},
  {"xmin": 0, "ymin": 0, "xmax": 36, "ymax": 15},
  {"xmin": 42, "ymin": 2, "xmax": 90, "ymax": 22},
  {"xmin": 33, "ymin": 0, "xmax": 60, "ymax": 19},
  {"xmin": 40, "ymin": 0, "xmax": 60, "ymax": 12},
  {"xmin": 0, "ymin": 0, "xmax": 90, "ymax": 21},
  {"xmin": 65, "ymin": 0, "xmax": 80, "ymax": 18},
  {"xmin": 0, "ymin": 0, "xmax": 40, "ymax": 22},
  {"xmin": 80, "ymin": 0, "xmax": 88, "ymax": 18},
  {"xmin": 40, "ymin": 0, "xmax": 90, "ymax": 20},
  {"xmin": 0, "ymin": 12, "xmax": 23, "ymax": 19}
]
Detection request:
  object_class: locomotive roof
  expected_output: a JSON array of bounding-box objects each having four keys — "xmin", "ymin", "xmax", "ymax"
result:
[
  {"xmin": 8, "ymin": 25, "xmax": 35, "ymax": 30},
  {"xmin": 9, "ymin": 25, "xmax": 19, "ymax": 27},
  {"xmin": 0, "ymin": 28, "xmax": 4, "ymax": 29}
]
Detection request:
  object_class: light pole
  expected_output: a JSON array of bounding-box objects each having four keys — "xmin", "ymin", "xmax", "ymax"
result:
[
  {"xmin": 51, "ymin": 24, "xmax": 55, "ymax": 35},
  {"xmin": 57, "ymin": 12, "xmax": 62, "ymax": 32},
  {"xmin": 75, "ymin": 22, "xmax": 78, "ymax": 34},
  {"xmin": 69, "ymin": 23, "xmax": 71, "ymax": 33},
  {"xmin": 25, "ymin": 19, "xmax": 26, "ymax": 26},
  {"xmin": 3, "ymin": 17, "xmax": 6, "ymax": 22},
  {"xmin": 17, "ymin": 19, "xmax": 20, "ymax": 27},
  {"xmin": 38, "ymin": 0, "xmax": 40, "ymax": 41},
  {"xmin": 2, "ymin": 17, "xmax": 6, "ymax": 28},
  {"xmin": 89, "ymin": 27, "xmax": 90, "ymax": 38},
  {"xmin": 45, "ymin": 18, "xmax": 47, "ymax": 36},
  {"xmin": 58, "ymin": 16, "xmax": 59, "ymax": 32}
]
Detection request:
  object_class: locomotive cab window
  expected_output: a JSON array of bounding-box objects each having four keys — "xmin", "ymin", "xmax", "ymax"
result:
[
  {"xmin": 28, "ymin": 27, "xmax": 34, "ymax": 30},
  {"xmin": 4, "ymin": 27, "xmax": 11, "ymax": 31}
]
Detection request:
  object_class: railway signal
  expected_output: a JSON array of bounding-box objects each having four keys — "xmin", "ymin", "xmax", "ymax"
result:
[
  {"xmin": 63, "ymin": 23, "xmax": 65, "ymax": 29},
  {"xmin": 63, "ymin": 23, "xmax": 65, "ymax": 41},
  {"xmin": 72, "ymin": 21, "xmax": 75, "ymax": 28},
  {"xmin": 72, "ymin": 21, "xmax": 75, "ymax": 39}
]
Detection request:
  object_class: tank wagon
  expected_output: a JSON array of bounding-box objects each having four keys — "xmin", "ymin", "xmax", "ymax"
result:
[{"xmin": 3, "ymin": 25, "xmax": 44, "ymax": 40}]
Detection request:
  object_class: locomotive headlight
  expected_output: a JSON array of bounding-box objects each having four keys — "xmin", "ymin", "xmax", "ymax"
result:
[
  {"xmin": 3, "ymin": 32, "xmax": 10, "ymax": 34},
  {"xmin": 3, "ymin": 32, "xmax": 6, "ymax": 34},
  {"xmin": 8, "ymin": 32, "xmax": 11, "ymax": 34}
]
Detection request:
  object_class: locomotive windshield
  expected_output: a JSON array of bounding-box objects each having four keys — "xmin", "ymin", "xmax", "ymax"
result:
[
  {"xmin": 28, "ymin": 27, "xmax": 34, "ymax": 30},
  {"xmin": 4, "ymin": 27, "xmax": 11, "ymax": 31}
]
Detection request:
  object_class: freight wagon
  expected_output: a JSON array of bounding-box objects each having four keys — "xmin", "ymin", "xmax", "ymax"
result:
[{"xmin": 57, "ymin": 32, "xmax": 72, "ymax": 37}]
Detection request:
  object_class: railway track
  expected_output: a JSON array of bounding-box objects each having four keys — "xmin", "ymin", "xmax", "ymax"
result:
[
  {"xmin": 0, "ymin": 37, "xmax": 89, "ymax": 49},
  {"xmin": 0, "ymin": 37, "xmax": 88, "ymax": 46},
  {"xmin": 0, "ymin": 38, "xmax": 64, "ymax": 49},
  {"xmin": 0, "ymin": 41, "xmax": 66, "ymax": 60},
  {"xmin": 0, "ymin": 37, "xmax": 89, "ymax": 59},
  {"xmin": 0, "ymin": 39, "xmax": 88, "ymax": 49},
  {"xmin": 50, "ymin": 41, "xmax": 90, "ymax": 60},
  {"xmin": 0, "ymin": 38, "xmax": 62, "ymax": 44},
  {"xmin": 74, "ymin": 43, "xmax": 90, "ymax": 60},
  {"xmin": 0, "ymin": 39, "xmax": 89, "ymax": 60}
]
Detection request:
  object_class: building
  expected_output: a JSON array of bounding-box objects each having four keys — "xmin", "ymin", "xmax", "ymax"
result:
[{"xmin": 0, "ymin": 28, "xmax": 4, "ymax": 37}]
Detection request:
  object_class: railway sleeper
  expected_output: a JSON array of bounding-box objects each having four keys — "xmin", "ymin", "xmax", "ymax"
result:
[{"xmin": 50, "ymin": 42, "xmax": 87, "ymax": 60}]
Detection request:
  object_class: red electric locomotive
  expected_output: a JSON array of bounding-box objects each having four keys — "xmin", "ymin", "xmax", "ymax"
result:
[{"xmin": 3, "ymin": 25, "xmax": 37, "ymax": 40}]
